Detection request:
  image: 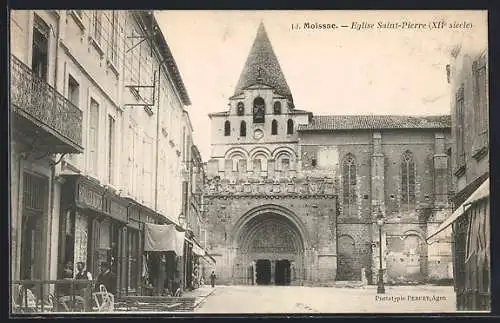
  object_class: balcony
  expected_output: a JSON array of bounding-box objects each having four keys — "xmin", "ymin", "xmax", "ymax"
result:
[{"xmin": 10, "ymin": 55, "xmax": 83, "ymax": 153}]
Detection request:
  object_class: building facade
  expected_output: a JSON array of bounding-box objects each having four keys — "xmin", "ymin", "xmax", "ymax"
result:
[
  {"xmin": 203, "ymin": 23, "xmax": 454, "ymax": 286},
  {"xmin": 443, "ymin": 39, "xmax": 489, "ymax": 310},
  {"xmin": 10, "ymin": 10, "xmax": 209, "ymax": 303}
]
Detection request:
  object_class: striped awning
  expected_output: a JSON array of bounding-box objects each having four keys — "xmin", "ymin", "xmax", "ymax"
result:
[{"xmin": 427, "ymin": 178, "xmax": 489, "ymax": 243}]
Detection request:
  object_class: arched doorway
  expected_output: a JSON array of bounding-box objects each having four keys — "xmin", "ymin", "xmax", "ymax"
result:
[{"xmin": 233, "ymin": 206, "xmax": 307, "ymax": 286}]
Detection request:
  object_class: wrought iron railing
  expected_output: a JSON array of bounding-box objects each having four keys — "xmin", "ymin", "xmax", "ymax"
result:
[
  {"xmin": 10, "ymin": 55, "xmax": 83, "ymax": 148},
  {"xmin": 11, "ymin": 279, "xmax": 94, "ymax": 313}
]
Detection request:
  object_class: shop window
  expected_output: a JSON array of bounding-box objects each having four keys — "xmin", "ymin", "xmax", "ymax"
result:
[
  {"xmin": 127, "ymin": 230, "xmax": 139, "ymax": 291},
  {"xmin": 58, "ymin": 209, "xmax": 75, "ymax": 278}
]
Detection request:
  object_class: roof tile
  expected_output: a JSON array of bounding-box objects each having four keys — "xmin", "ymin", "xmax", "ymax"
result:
[{"xmin": 298, "ymin": 115, "xmax": 451, "ymax": 131}]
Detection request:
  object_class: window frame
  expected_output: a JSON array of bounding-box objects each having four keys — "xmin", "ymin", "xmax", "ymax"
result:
[
  {"xmin": 287, "ymin": 119, "xmax": 294, "ymax": 135},
  {"xmin": 240, "ymin": 121, "xmax": 247, "ymax": 137},
  {"xmin": 401, "ymin": 150, "xmax": 416, "ymax": 208},
  {"xmin": 224, "ymin": 120, "xmax": 231, "ymax": 136},
  {"xmin": 342, "ymin": 154, "xmax": 357, "ymax": 216},
  {"xmin": 271, "ymin": 119, "xmax": 278, "ymax": 135}
]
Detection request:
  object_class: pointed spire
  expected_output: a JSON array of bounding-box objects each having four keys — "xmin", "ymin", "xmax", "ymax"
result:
[{"xmin": 233, "ymin": 22, "xmax": 293, "ymax": 102}]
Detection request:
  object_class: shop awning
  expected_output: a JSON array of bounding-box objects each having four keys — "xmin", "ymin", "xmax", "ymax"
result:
[
  {"xmin": 427, "ymin": 178, "xmax": 489, "ymax": 243},
  {"xmin": 144, "ymin": 223, "xmax": 185, "ymax": 255}
]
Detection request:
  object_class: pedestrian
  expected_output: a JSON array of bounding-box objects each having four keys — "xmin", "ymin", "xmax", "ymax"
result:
[
  {"xmin": 62, "ymin": 261, "xmax": 74, "ymax": 279},
  {"xmin": 75, "ymin": 262, "xmax": 92, "ymax": 294},
  {"xmin": 210, "ymin": 271, "xmax": 216, "ymax": 288},
  {"xmin": 75, "ymin": 262, "xmax": 93, "ymax": 280},
  {"xmin": 95, "ymin": 262, "xmax": 117, "ymax": 295}
]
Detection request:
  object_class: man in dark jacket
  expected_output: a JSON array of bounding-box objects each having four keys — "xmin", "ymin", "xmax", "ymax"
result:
[
  {"xmin": 95, "ymin": 262, "xmax": 117, "ymax": 295},
  {"xmin": 210, "ymin": 271, "xmax": 216, "ymax": 288}
]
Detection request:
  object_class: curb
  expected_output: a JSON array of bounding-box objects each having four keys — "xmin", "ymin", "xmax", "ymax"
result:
[{"xmin": 192, "ymin": 288, "xmax": 216, "ymax": 310}]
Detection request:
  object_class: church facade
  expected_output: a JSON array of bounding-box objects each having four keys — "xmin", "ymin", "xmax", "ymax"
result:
[{"xmin": 203, "ymin": 23, "xmax": 454, "ymax": 286}]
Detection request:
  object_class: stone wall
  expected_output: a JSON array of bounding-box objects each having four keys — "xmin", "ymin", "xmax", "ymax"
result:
[{"xmin": 203, "ymin": 178, "xmax": 337, "ymax": 285}]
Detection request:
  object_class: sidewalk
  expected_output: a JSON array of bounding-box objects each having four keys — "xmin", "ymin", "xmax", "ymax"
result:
[{"xmin": 113, "ymin": 286, "xmax": 216, "ymax": 312}]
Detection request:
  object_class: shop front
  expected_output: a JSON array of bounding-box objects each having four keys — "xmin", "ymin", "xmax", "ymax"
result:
[
  {"xmin": 58, "ymin": 175, "xmax": 128, "ymax": 295},
  {"xmin": 143, "ymin": 222, "xmax": 186, "ymax": 296},
  {"xmin": 190, "ymin": 239, "xmax": 206, "ymax": 288}
]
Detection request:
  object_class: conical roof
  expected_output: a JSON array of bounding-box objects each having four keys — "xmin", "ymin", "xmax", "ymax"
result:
[{"xmin": 233, "ymin": 22, "xmax": 293, "ymax": 102}]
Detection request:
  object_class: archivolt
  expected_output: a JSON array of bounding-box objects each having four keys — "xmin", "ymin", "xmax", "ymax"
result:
[
  {"xmin": 249, "ymin": 146, "xmax": 272, "ymax": 159},
  {"xmin": 225, "ymin": 147, "xmax": 249, "ymax": 160},
  {"xmin": 272, "ymin": 146, "xmax": 297, "ymax": 160},
  {"xmin": 231, "ymin": 204, "xmax": 310, "ymax": 250}
]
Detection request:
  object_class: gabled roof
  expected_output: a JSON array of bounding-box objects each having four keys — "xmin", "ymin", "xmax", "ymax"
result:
[
  {"xmin": 233, "ymin": 22, "xmax": 293, "ymax": 102},
  {"xmin": 298, "ymin": 115, "xmax": 451, "ymax": 131}
]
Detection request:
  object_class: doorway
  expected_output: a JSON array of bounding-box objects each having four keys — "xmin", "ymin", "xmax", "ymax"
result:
[
  {"xmin": 20, "ymin": 172, "xmax": 47, "ymax": 280},
  {"xmin": 275, "ymin": 260, "xmax": 291, "ymax": 285},
  {"xmin": 255, "ymin": 259, "xmax": 271, "ymax": 285}
]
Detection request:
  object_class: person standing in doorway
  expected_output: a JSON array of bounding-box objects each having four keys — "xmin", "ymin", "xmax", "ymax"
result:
[{"xmin": 210, "ymin": 271, "xmax": 216, "ymax": 288}]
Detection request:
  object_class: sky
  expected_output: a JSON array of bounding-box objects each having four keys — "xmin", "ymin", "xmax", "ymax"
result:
[{"xmin": 155, "ymin": 10, "xmax": 488, "ymax": 161}]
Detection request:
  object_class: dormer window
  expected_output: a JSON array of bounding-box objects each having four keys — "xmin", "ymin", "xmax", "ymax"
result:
[
  {"xmin": 273, "ymin": 101, "xmax": 281, "ymax": 115},
  {"xmin": 253, "ymin": 97, "xmax": 265, "ymax": 123},
  {"xmin": 237, "ymin": 102, "xmax": 245, "ymax": 116}
]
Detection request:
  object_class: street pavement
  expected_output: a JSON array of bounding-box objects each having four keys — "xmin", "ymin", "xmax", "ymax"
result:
[{"xmin": 194, "ymin": 285, "xmax": 457, "ymax": 313}]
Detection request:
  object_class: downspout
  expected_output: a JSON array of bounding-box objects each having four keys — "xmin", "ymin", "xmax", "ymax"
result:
[
  {"xmin": 47, "ymin": 12, "xmax": 62, "ymax": 282},
  {"xmin": 154, "ymin": 67, "xmax": 161, "ymax": 213}
]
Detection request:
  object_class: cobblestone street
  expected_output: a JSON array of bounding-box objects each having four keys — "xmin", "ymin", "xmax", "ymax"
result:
[{"xmin": 195, "ymin": 285, "xmax": 456, "ymax": 313}]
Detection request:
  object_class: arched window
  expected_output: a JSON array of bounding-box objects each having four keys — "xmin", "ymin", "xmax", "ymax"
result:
[
  {"xmin": 240, "ymin": 121, "xmax": 247, "ymax": 137},
  {"xmin": 287, "ymin": 119, "xmax": 294, "ymax": 135},
  {"xmin": 271, "ymin": 120, "xmax": 278, "ymax": 135},
  {"xmin": 401, "ymin": 150, "xmax": 416, "ymax": 206},
  {"xmin": 237, "ymin": 102, "xmax": 245, "ymax": 116},
  {"xmin": 253, "ymin": 97, "xmax": 265, "ymax": 123},
  {"xmin": 342, "ymin": 154, "xmax": 356, "ymax": 216},
  {"xmin": 224, "ymin": 120, "xmax": 230, "ymax": 136},
  {"xmin": 273, "ymin": 101, "xmax": 282, "ymax": 115}
]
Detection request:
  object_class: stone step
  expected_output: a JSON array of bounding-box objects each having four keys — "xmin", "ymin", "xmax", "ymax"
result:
[{"xmin": 115, "ymin": 296, "xmax": 197, "ymax": 312}]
